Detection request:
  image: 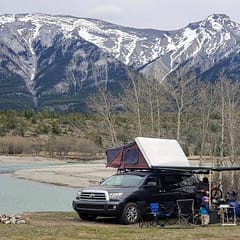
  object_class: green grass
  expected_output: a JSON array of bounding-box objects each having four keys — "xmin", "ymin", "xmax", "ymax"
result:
[{"xmin": 0, "ymin": 212, "xmax": 240, "ymax": 240}]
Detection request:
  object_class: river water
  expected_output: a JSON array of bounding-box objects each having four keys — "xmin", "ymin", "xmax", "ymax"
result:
[{"xmin": 0, "ymin": 163, "xmax": 78, "ymax": 214}]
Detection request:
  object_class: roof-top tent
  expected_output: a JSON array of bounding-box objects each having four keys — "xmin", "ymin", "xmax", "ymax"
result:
[{"xmin": 106, "ymin": 137, "xmax": 189, "ymax": 169}]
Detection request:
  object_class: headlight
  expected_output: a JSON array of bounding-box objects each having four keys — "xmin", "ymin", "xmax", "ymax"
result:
[
  {"xmin": 76, "ymin": 190, "xmax": 82, "ymax": 197},
  {"xmin": 109, "ymin": 192, "xmax": 123, "ymax": 200}
]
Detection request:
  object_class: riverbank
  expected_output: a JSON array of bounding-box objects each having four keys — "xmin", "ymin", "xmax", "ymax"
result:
[
  {"xmin": 0, "ymin": 155, "xmax": 116, "ymax": 188},
  {"xmin": 0, "ymin": 155, "xmax": 65, "ymax": 164}
]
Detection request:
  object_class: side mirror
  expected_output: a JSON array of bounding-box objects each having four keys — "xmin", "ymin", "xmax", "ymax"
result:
[
  {"xmin": 100, "ymin": 178, "xmax": 105, "ymax": 184},
  {"xmin": 144, "ymin": 182, "xmax": 157, "ymax": 188}
]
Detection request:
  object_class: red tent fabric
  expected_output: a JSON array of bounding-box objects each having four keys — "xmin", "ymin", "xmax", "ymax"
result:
[{"xmin": 106, "ymin": 141, "xmax": 149, "ymax": 169}]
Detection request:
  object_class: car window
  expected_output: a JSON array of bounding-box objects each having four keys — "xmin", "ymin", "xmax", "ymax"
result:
[
  {"xmin": 162, "ymin": 175, "xmax": 179, "ymax": 189},
  {"xmin": 101, "ymin": 174, "xmax": 144, "ymax": 187},
  {"xmin": 144, "ymin": 176, "xmax": 158, "ymax": 187}
]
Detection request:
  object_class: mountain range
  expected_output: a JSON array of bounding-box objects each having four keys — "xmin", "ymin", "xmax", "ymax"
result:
[{"xmin": 0, "ymin": 13, "xmax": 240, "ymax": 110}]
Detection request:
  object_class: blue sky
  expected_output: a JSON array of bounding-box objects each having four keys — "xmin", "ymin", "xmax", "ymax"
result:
[{"xmin": 1, "ymin": 0, "xmax": 240, "ymax": 30}]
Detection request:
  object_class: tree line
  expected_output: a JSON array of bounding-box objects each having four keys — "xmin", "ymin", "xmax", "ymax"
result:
[
  {"xmin": 0, "ymin": 110, "xmax": 101, "ymax": 158},
  {"xmin": 89, "ymin": 70, "xmax": 240, "ymax": 163},
  {"xmin": 88, "ymin": 68, "xmax": 240, "ymax": 191}
]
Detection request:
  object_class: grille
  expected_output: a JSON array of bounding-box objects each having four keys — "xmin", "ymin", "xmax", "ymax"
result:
[
  {"xmin": 76, "ymin": 204, "xmax": 105, "ymax": 210},
  {"xmin": 80, "ymin": 191, "xmax": 107, "ymax": 201}
]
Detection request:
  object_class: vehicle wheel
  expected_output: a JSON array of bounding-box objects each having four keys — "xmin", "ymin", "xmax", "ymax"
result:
[
  {"xmin": 79, "ymin": 213, "xmax": 97, "ymax": 221},
  {"xmin": 211, "ymin": 187, "xmax": 222, "ymax": 199},
  {"xmin": 120, "ymin": 202, "xmax": 139, "ymax": 224}
]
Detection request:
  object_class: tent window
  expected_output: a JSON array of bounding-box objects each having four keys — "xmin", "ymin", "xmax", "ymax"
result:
[
  {"xmin": 106, "ymin": 147, "xmax": 123, "ymax": 164},
  {"xmin": 125, "ymin": 149, "xmax": 138, "ymax": 164}
]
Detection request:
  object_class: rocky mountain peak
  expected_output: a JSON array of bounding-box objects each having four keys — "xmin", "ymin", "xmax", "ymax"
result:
[{"xmin": 0, "ymin": 13, "xmax": 240, "ymax": 111}]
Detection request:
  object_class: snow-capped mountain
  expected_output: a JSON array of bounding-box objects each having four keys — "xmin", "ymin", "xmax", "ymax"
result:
[
  {"xmin": 141, "ymin": 14, "xmax": 240, "ymax": 81},
  {"xmin": 0, "ymin": 13, "xmax": 240, "ymax": 110}
]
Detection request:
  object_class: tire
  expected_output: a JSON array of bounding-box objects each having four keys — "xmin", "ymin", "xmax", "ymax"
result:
[
  {"xmin": 120, "ymin": 202, "xmax": 139, "ymax": 224},
  {"xmin": 211, "ymin": 187, "xmax": 222, "ymax": 199},
  {"xmin": 79, "ymin": 213, "xmax": 97, "ymax": 221}
]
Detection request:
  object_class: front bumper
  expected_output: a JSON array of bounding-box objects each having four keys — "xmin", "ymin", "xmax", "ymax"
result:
[{"xmin": 72, "ymin": 199, "xmax": 124, "ymax": 217}]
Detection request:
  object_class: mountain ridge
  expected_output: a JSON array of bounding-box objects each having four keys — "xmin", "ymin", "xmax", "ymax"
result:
[{"xmin": 0, "ymin": 13, "xmax": 240, "ymax": 110}]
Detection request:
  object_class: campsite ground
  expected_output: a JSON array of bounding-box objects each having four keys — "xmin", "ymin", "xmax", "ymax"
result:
[{"xmin": 0, "ymin": 211, "xmax": 240, "ymax": 240}]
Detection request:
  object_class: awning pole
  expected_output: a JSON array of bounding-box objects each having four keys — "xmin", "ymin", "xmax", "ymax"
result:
[{"xmin": 209, "ymin": 170, "xmax": 212, "ymax": 209}]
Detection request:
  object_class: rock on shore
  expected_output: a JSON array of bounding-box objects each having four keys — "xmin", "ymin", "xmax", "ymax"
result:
[{"xmin": 0, "ymin": 214, "xmax": 30, "ymax": 224}]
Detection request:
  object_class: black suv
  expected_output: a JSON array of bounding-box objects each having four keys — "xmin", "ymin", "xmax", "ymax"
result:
[{"xmin": 72, "ymin": 170, "xmax": 200, "ymax": 224}]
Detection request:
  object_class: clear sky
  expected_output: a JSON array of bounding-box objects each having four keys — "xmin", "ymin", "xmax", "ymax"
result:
[{"xmin": 1, "ymin": 0, "xmax": 240, "ymax": 30}]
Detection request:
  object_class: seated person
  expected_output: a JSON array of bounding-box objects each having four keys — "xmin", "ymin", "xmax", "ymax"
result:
[
  {"xmin": 196, "ymin": 177, "xmax": 209, "ymax": 193},
  {"xmin": 228, "ymin": 191, "xmax": 240, "ymax": 217},
  {"xmin": 196, "ymin": 177, "xmax": 209, "ymax": 207}
]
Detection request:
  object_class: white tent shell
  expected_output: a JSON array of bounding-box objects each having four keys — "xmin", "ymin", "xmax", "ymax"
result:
[{"xmin": 135, "ymin": 137, "xmax": 190, "ymax": 168}]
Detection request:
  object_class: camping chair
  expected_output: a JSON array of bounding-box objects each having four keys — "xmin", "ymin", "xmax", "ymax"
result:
[
  {"xmin": 139, "ymin": 202, "xmax": 160, "ymax": 227},
  {"xmin": 139, "ymin": 202, "xmax": 171, "ymax": 227},
  {"xmin": 177, "ymin": 199, "xmax": 195, "ymax": 226}
]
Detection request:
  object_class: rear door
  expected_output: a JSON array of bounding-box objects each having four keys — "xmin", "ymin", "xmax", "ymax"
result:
[
  {"xmin": 138, "ymin": 173, "xmax": 166, "ymax": 212},
  {"xmin": 159, "ymin": 173, "xmax": 194, "ymax": 213},
  {"xmin": 141, "ymin": 174, "xmax": 160, "ymax": 203},
  {"xmin": 161, "ymin": 173, "xmax": 194, "ymax": 198}
]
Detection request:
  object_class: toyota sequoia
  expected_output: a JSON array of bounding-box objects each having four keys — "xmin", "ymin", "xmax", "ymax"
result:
[{"xmin": 72, "ymin": 170, "xmax": 201, "ymax": 224}]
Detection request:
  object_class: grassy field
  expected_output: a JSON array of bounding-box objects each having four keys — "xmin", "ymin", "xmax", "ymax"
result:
[{"xmin": 0, "ymin": 212, "xmax": 240, "ymax": 240}]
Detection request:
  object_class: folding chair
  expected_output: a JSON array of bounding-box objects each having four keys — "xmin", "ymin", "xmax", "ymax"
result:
[
  {"xmin": 177, "ymin": 199, "xmax": 195, "ymax": 226},
  {"xmin": 139, "ymin": 202, "xmax": 171, "ymax": 227}
]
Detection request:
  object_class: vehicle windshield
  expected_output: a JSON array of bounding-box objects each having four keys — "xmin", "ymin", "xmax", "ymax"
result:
[{"xmin": 101, "ymin": 174, "xmax": 145, "ymax": 187}]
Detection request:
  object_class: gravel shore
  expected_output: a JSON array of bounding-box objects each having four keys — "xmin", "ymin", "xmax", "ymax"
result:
[{"xmin": 0, "ymin": 156, "xmax": 116, "ymax": 188}]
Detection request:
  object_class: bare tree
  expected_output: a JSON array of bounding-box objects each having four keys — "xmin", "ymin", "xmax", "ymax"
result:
[
  {"xmin": 144, "ymin": 77, "xmax": 155, "ymax": 136},
  {"xmin": 123, "ymin": 70, "xmax": 143, "ymax": 136},
  {"xmin": 154, "ymin": 78, "xmax": 165, "ymax": 138},
  {"xmin": 196, "ymin": 82, "xmax": 216, "ymax": 164},
  {"xmin": 213, "ymin": 74, "xmax": 238, "ymax": 189},
  {"xmin": 219, "ymin": 76, "xmax": 225, "ymax": 167},
  {"xmin": 225, "ymin": 81, "xmax": 240, "ymax": 164},
  {"xmin": 163, "ymin": 73, "xmax": 196, "ymax": 141},
  {"xmin": 88, "ymin": 63, "xmax": 118, "ymax": 147},
  {"xmin": 140, "ymin": 76, "xmax": 166, "ymax": 137},
  {"xmin": 224, "ymin": 79, "xmax": 240, "ymax": 189}
]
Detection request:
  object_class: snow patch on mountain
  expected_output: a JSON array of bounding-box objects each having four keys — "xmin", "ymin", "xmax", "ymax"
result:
[{"xmin": 1, "ymin": 13, "xmax": 240, "ymax": 109}]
